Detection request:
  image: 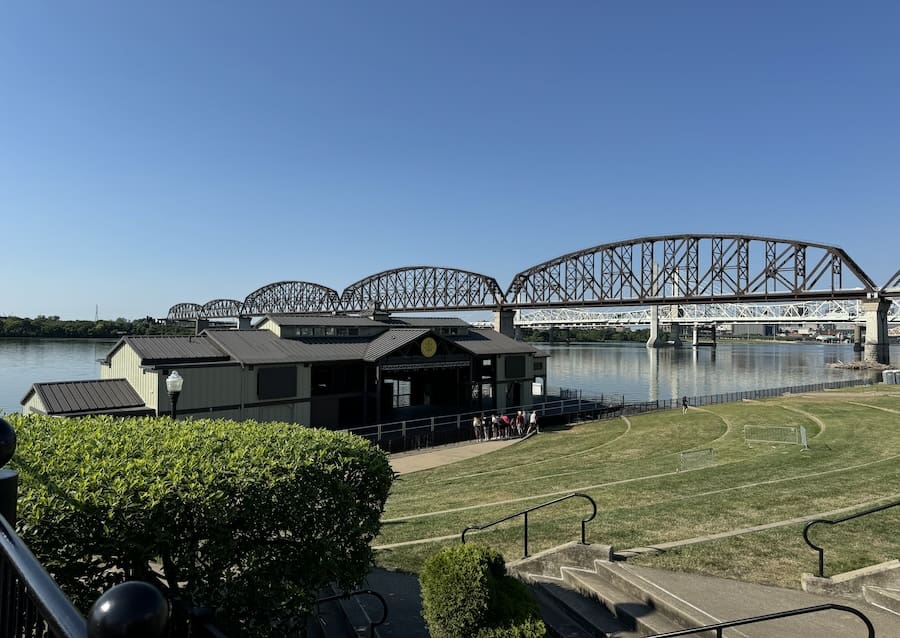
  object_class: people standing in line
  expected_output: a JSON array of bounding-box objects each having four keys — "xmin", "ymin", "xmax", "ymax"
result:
[
  {"xmin": 491, "ymin": 414, "xmax": 500, "ymax": 440},
  {"xmin": 515, "ymin": 410, "xmax": 525, "ymax": 437},
  {"xmin": 682, "ymin": 396, "xmax": 689, "ymax": 415},
  {"xmin": 472, "ymin": 414, "xmax": 483, "ymax": 441},
  {"xmin": 500, "ymin": 414, "xmax": 511, "ymax": 439}
]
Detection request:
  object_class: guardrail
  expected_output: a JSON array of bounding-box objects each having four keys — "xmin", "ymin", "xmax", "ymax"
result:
[
  {"xmin": 644, "ymin": 603, "xmax": 874, "ymax": 637},
  {"xmin": 461, "ymin": 492, "xmax": 596, "ymax": 558},
  {"xmin": 803, "ymin": 498, "xmax": 900, "ymax": 578},
  {"xmin": 315, "ymin": 589, "xmax": 388, "ymax": 638}
]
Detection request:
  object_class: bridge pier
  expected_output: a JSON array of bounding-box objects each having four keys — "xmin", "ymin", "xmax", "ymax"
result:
[
  {"xmin": 670, "ymin": 321, "xmax": 683, "ymax": 347},
  {"xmin": 863, "ymin": 296, "xmax": 891, "ymax": 364},
  {"xmin": 853, "ymin": 324, "xmax": 863, "ymax": 352},
  {"xmin": 646, "ymin": 306, "xmax": 663, "ymax": 348},
  {"xmin": 493, "ymin": 309, "xmax": 517, "ymax": 339}
]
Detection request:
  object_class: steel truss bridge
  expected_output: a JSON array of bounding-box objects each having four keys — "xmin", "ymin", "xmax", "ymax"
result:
[
  {"xmin": 166, "ymin": 235, "xmax": 900, "ymax": 320},
  {"xmin": 514, "ymin": 300, "xmax": 900, "ymax": 329}
]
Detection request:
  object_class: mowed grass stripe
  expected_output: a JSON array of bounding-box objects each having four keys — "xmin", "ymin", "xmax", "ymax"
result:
[{"xmin": 377, "ymin": 391, "xmax": 900, "ymax": 582}]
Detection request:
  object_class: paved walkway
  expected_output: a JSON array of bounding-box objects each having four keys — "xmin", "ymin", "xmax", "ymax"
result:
[{"xmin": 389, "ymin": 436, "xmax": 525, "ymax": 474}]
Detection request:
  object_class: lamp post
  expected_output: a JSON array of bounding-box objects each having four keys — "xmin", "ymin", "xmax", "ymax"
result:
[{"xmin": 165, "ymin": 371, "xmax": 184, "ymax": 419}]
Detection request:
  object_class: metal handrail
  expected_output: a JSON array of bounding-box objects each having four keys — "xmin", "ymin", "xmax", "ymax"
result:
[
  {"xmin": 461, "ymin": 492, "xmax": 596, "ymax": 558},
  {"xmin": 316, "ymin": 589, "xmax": 388, "ymax": 638},
  {"xmin": 803, "ymin": 497, "xmax": 900, "ymax": 578},
  {"xmin": 0, "ymin": 512, "xmax": 87, "ymax": 637},
  {"xmin": 644, "ymin": 603, "xmax": 874, "ymax": 637}
]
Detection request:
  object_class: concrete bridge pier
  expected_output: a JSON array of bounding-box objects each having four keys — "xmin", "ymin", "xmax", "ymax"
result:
[
  {"xmin": 863, "ymin": 296, "xmax": 891, "ymax": 364},
  {"xmin": 852, "ymin": 324, "xmax": 863, "ymax": 352},
  {"xmin": 493, "ymin": 309, "xmax": 517, "ymax": 339},
  {"xmin": 670, "ymin": 321, "xmax": 683, "ymax": 347},
  {"xmin": 646, "ymin": 305, "xmax": 663, "ymax": 348}
]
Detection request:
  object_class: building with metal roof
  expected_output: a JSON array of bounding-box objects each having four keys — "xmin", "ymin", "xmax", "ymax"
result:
[
  {"xmin": 24, "ymin": 314, "xmax": 546, "ymax": 429},
  {"xmin": 21, "ymin": 379, "xmax": 155, "ymax": 417}
]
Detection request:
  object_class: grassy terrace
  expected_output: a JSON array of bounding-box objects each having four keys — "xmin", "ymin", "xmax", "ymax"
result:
[{"xmin": 375, "ymin": 386, "xmax": 900, "ymax": 589}]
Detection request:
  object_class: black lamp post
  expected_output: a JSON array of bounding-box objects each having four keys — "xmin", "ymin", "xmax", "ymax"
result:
[{"xmin": 165, "ymin": 370, "xmax": 184, "ymax": 419}]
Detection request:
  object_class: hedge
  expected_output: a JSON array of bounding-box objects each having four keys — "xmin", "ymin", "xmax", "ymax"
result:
[
  {"xmin": 420, "ymin": 544, "xmax": 546, "ymax": 638},
  {"xmin": 9, "ymin": 414, "xmax": 393, "ymax": 636}
]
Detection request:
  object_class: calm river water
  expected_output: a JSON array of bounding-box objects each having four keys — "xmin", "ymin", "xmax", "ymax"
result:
[{"xmin": 1, "ymin": 338, "xmax": 897, "ymax": 415}]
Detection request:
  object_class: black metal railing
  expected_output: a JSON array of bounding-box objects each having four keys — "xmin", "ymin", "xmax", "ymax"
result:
[
  {"xmin": 0, "ymin": 512, "xmax": 86, "ymax": 637},
  {"xmin": 644, "ymin": 603, "xmax": 874, "ymax": 637},
  {"xmin": 461, "ymin": 492, "xmax": 596, "ymax": 558},
  {"xmin": 315, "ymin": 589, "xmax": 388, "ymax": 638},
  {"xmin": 803, "ymin": 497, "xmax": 900, "ymax": 578}
]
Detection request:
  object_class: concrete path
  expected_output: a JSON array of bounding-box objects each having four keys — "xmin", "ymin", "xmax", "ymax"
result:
[{"xmin": 389, "ymin": 437, "xmax": 524, "ymax": 474}]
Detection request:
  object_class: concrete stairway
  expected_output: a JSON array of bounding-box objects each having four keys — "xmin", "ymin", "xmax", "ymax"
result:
[
  {"xmin": 509, "ymin": 543, "xmax": 717, "ymax": 637},
  {"xmin": 803, "ymin": 558, "xmax": 900, "ymax": 617},
  {"xmin": 508, "ymin": 542, "xmax": 900, "ymax": 637}
]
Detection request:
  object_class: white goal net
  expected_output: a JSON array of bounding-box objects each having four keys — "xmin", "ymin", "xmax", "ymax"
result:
[
  {"xmin": 678, "ymin": 447, "xmax": 715, "ymax": 471},
  {"xmin": 743, "ymin": 425, "xmax": 808, "ymax": 448}
]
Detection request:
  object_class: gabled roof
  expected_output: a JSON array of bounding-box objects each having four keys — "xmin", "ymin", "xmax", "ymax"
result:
[
  {"xmin": 384, "ymin": 317, "xmax": 470, "ymax": 327},
  {"xmin": 22, "ymin": 379, "xmax": 150, "ymax": 416},
  {"xmin": 103, "ymin": 335, "xmax": 229, "ymax": 366},
  {"xmin": 364, "ymin": 328, "xmax": 431, "ymax": 361}
]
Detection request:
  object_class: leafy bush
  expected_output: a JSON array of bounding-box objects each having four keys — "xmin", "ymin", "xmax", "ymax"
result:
[
  {"xmin": 9, "ymin": 414, "xmax": 393, "ymax": 636},
  {"xmin": 420, "ymin": 544, "xmax": 546, "ymax": 638}
]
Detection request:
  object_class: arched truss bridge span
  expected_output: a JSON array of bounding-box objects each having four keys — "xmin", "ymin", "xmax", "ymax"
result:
[
  {"xmin": 514, "ymin": 300, "xmax": 900, "ymax": 329},
  {"xmin": 166, "ymin": 235, "xmax": 897, "ymax": 320}
]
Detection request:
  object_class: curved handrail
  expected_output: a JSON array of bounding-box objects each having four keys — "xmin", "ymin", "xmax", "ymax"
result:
[
  {"xmin": 644, "ymin": 603, "xmax": 874, "ymax": 637},
  {"xmin": 461, "ymin": 492, "xmax": 597, "ymax": 558},
  {"xmin": 316, "ymin": 589, "xmax": 388, "ymax": 638},
  {"xmin": 803, "ymin": 498, "xmax": 900, "ymax": 577}
]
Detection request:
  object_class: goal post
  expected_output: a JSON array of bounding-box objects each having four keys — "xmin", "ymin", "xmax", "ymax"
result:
[
  {"xmin": 678, "ymin": 447, "xmax": 715, "ymax": 471},
  {"xmin": 743, "ymin": 424, "xmax": 808, "ymax": 449}
]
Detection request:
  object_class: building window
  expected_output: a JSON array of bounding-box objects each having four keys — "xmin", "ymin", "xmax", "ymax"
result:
[
  {"xmin": 258, "ymin": 366, "xmax": 298, "ymax": 400},
  {"xmin": 505, "ymin": 356, "xmax": 526, "ymax": 379}
]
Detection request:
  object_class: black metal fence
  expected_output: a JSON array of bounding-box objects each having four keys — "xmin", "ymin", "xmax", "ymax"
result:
[{"xmin": 344, "ymin": 377, "xmax": 872, "ymax": 453}]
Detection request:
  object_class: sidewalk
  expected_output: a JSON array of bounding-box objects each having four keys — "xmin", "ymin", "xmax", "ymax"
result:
[{"xmin": 389, "ymin": 436, "xmax": 525, "ymax": 474}]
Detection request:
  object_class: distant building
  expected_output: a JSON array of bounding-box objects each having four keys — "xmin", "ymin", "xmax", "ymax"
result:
[{"xmin": 22, "ymin": 314, "xmax": 545, "ymax": 429}]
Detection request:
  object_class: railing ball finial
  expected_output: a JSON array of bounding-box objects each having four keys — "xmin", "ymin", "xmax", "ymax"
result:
[{"xmin": 87, "ymin": 581, "xmax": 169, "ymax": 638}]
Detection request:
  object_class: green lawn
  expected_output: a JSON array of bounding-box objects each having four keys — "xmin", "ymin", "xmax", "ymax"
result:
[{"xmin": 375, "ymin": 386, "xmax": 900, "ymax": 589}]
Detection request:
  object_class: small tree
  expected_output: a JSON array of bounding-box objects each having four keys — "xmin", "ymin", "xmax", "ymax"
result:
[{"xmin": 420, "ymin": 544, "xmax": 546, "ymax": 638}]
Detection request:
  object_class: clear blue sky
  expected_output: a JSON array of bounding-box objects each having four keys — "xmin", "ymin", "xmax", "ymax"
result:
[{"xmin": 2, "ymin": 1, "xmax": 898, "ymax": 320}]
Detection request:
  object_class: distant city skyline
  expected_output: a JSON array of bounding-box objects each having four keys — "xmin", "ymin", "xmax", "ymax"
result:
[{"xmin": 3, "ymin": 2, "xmax": 899, "ymax": 320}]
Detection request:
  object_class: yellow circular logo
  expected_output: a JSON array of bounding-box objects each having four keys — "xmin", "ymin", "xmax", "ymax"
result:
[{"xmin": 421, "ymin": 337, "xmax": 437, "ymax": 358}]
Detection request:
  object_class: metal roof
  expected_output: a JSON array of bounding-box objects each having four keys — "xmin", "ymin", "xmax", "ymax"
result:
[
  {"xmin": 259, "ymin": 315, "xmax": 384, "ymax": 327},
  {"xmin": 384, "ymin": 317, "xmax": 470, "ymax": 327},
  {"xmin": 448, "ymin": 328, "xmax": 539, "ymax": 355},
  {"xmin": 203, "ymin": 330, "xmax": 319, "ymax": 365},
  {"xmin": 25, "ymin": 379, "xmax": 148, "ymax": 416},
  {"xmin": 364, "ymin": 328, "xmax": 431, "ymax": 361},
  {"xmin": 107, "ymin": 335, "xmax": 229, "ymax": 365}
]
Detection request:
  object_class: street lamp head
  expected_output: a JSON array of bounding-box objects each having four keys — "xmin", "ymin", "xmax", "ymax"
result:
[{"xmin": 165, "ymin": 370, "xmax": 184, "ymax": 395}]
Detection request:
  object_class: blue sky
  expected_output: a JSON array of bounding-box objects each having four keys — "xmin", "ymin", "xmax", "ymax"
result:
[{"xmin": 2, "ymin": 1, "xmax": 898, "ymax": 320}]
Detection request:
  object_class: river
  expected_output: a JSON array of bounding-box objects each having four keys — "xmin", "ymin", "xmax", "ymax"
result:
[{"xmin": 1, "ymin": 338, "xmax": 897, "ymax": 415}]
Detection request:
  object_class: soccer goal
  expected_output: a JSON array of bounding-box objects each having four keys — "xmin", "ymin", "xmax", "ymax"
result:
[
  {"xmin": 743, "ymin": 425, "xmax": 808, "ymax": 448},
  {"xmin": 678, "ymin": 447, "xmax": 715, "ymax": 471}
]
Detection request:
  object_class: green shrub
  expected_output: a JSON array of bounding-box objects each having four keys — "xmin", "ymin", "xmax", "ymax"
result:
[
  {"xmin": 9, "ymin": 414, "xmax": 393, "ymax": 636},
  {"xmin": 420, "ymin": 544, "xmax": 546, "ymax": 638}
]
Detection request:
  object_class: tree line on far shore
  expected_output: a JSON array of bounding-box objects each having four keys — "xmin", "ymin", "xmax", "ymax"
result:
[{"xmin": 0, "ymin": 315, "xmax": 191, "ymax": 339}]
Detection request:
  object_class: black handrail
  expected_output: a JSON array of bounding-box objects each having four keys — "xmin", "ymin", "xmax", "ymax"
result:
[
  {"xmin": 461, "ymin": 492, "xmax": 596, "ymax": 558},
  {"xmin": 316, "ymin": 589, "xmax": 388, "ymax": 638},
  {"xmin": 0, "ymin": 508, "xmax": 87, "ymax": 637},
  {"xmin": 644, "ymin": 603, "xmax": 874, "ymax": 637},
  {"xmin": 803, "ymin": 498, "xmax": 900, "ymax": 577}
]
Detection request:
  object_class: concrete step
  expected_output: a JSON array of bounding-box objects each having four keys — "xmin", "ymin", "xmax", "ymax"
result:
[
  {"xmin": 862, "ymin": 585, "xmax": 900, "ymax": 616},
  {"xmin": 561, "ymin": 567, "xmax": 689, "ymax": 637},
  {"xmin": 528, "ymin": 574, "xmax": 626, "ymax": 637},
  {"xmin": 592, "ymin": 561, "xmax": 721, "ymax": 634}
]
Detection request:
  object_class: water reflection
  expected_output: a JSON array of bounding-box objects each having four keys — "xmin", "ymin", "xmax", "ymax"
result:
[{"xmin": 538, "ymin": 342, "xmax": 898, "ymax": 403}]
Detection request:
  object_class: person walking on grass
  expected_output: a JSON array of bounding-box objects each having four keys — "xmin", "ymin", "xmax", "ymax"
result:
[
  {"xmin": 529, "ymin": 409, "xmax": 539, "ymax": 434},
  {"xmin": 682, "ymin": 396, "xmax": 689, "ymax": 415}
]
